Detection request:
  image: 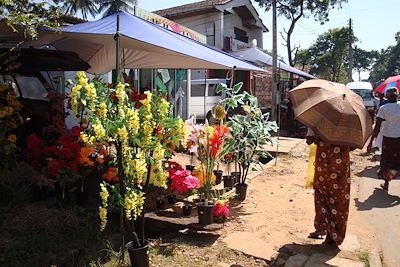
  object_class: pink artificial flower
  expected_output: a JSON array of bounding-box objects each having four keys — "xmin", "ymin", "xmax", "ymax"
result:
[
  {"xmin": 213, "ymin": 200, "xmax": 230, "ymax": 218},
  {"xmin": 189, "ymin": 144, "xmax": 199, "ymax": 157},
  {"xmin": 170, "ymin": 169, "xmax": 200, "ymax": 194}
]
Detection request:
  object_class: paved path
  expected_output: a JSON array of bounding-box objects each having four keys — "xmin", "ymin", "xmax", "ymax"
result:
[{"xmin": 354, "ymin": 154, "xmax": 400, "ymax": 267}]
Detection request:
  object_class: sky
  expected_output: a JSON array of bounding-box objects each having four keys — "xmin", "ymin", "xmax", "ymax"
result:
[{"xmin": 138, "ymin": 0, "xmax": 400, "ymax": 80}]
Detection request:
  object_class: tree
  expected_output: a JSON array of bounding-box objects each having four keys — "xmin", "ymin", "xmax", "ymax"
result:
[
  {"xmin": 62, "ymin": 0, "xmax": 99, "ymax": 20},
  {"xmin": 353, "ymin": 46, "xmax": 378, "ymax": 81},
  {"xmin": 369, "ymin": 32, "xmax": 400, "ymax": 86},
  {"xmin": 98, "ymin": 0, "xmax": 137, "ymax": 17},
  {"xmin": 307, "ymin": 27, "xmax": 350, "ymax": 82},
  {"xmin": 0, "ymin": 0, "xmax": 61, "ymax": 40},
  {"xmin": 254, "ymin": 0, "xmax": 348, "ymax": 67}
]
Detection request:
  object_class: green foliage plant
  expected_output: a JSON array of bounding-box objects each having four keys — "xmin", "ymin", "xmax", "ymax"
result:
[{"xmin": 217, "ymin": 82, "xmax": 278, "ymax": 185}]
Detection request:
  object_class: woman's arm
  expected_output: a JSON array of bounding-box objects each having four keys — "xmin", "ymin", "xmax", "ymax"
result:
[{"xmin": 367, "ymin": 117, "xmax": 383, "ymax": 151}]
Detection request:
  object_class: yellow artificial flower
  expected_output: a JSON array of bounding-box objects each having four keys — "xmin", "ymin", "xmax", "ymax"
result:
[
  {"xmin": 118, "ymin": 126, "xmax": 129, "ymax": 142},
  {"xmin": 93, "ymin": 121, "xmax": 106, "ymax": 139},
  {"xmin": 159, "ymin": 98, "xmax": 169, "ymax": 115},
  {"xmin": 80, "ymin": 132, "xmax": 95, "ymax": 144},
  {"xmin": 100, "ymin": 182, "xmax": 109, "ymax": 206},
  {"xmin": 98, "ymin": 102, "xmax": 108, "ymax": 118},
  {"xmin": 7, "ymin": 134, "xmax": 17, "ymax": 143},
  {"xmin": 213, "ymin": 105, "xmax": 226, "ymax": 120},
  {"xmin": 99, "ymin": 207, "xmax": 108, "ymax": 231},
  {"xmin": 127, "ymin": 108, "xmax": 139, "ymax": 135},
  {"xmin": 0, "ymin": 110, "xmax": 6, "ymax": 118}
]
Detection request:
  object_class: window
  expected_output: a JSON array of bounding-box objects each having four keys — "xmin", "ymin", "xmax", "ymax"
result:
[
  {"xmin": 15, "ymin": 75, "xmax": 49, "ymax": 100},
  {"xmin": 208, "ymin": 83, "xmax": 222, "ymax": 96},
  {"xmin": 191, "ymin": 84, "xmax": 206, "ymax": 97},
  {"xmin": 234, "ymin": 27, "xmax": 249, "ymax": 43}
]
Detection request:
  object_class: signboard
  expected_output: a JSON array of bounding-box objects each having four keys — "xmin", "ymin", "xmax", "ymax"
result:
[{"xmin": 135, "ymin": 7, "xmax": 207, "ymax": 44}]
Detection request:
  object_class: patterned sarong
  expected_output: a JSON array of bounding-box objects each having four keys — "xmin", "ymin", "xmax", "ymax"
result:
[
  {"xmin": 380, "ymin": 136, "xmax": 400, "ymax": 181},
  {"xmin": 313, "ymin": 140, "xmax": 350, "ymax": 245}
]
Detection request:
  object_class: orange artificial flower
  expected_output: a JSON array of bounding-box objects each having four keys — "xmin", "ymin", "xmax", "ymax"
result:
[{"xmin": 103, "ymin": 167, "xmax": 119, "ymax": 183}]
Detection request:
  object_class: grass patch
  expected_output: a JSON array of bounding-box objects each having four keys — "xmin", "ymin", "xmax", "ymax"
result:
[{"xmin": 358, "ymin": 250, "xmax": 370, "ymax": 267}]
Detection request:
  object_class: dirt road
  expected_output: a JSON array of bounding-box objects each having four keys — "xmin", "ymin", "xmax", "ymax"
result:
[{"xmin": 219, "ymin": 140, "xmax": 382, "ymax": 265}]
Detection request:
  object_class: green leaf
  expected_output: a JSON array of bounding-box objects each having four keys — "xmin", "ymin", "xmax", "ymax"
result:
[
  {"xmin": 156, "ymin": 76, "xmax": 167, "ymax": 93},
  {"xmin": 216, "ymin": 83, "xmax": 227, "ymax": 94},
  {"xmin": 232, "ymin": 82, "xmax": 243, "ymax": 94}
]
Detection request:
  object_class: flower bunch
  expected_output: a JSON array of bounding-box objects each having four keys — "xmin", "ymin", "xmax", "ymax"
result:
[
  {"xmin": 213, "ymin": 199, "xmax": 230, "ymax": 218},
  {"xmin": 170, "ymin": 168, "xmax": 199, "ymax": 194},
  {"xmin": 186, "ymin": 117, "xmax": 232, "ymax": 201},
  {"xmin": 69, "ymin": 72, "xmax": 185, "ymax": 245},
  {"xmin": 0, "ymin": 82, "xmax": 23, "ymax": 174}
]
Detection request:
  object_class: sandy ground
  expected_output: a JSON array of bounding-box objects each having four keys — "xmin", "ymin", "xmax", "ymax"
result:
[{"xmin": 214, "ymin": 140, "xmax": 381, "ymax": 261}]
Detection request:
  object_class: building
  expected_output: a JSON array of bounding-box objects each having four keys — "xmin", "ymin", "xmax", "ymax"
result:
[{"xmin": 154, "ymin": 0, "xmax": 268, "ymax": 52}]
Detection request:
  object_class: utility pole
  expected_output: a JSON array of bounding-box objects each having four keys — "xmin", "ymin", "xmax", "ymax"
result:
[
  {"xmin": 347, "ymin": 18, "xmax": 353, "ymax": 82},
  {"xmin": 271, "ymin": 0, "xmax": 278, "ymax": 121}
]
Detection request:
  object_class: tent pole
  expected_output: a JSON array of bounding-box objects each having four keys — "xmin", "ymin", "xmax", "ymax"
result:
[
  {"xmin": 115, "ymin": 15, "xmax": 121, "ymax": 83},
  {"xmin": 274, "ymin": 64, "xmax": 281, "ymax": 166}
]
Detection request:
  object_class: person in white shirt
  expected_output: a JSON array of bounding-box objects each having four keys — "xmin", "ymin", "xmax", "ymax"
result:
[{"xmin": 368, "ymin": 87, "xmax": 400, "ymax": 190}]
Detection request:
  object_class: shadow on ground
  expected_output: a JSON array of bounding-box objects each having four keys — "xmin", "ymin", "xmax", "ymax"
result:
[
  {"xmin": 355, "ymin": 165, "xmax": 380, "ymax": 179},
  {"xmin": 354, "ymin": 187, "xmax": 400, "ymax": 210},
  {"xmin": 270, "ymin": 243, "xmax": 340, "ymax": 266}
]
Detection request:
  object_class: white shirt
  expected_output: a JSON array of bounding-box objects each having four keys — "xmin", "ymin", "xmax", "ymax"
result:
[{"xmin": 377, "ymin": 101, "xmax": 400, "ymax": 138}]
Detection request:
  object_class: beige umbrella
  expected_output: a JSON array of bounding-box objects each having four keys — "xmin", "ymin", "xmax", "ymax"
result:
[{"xmin": 289, "ymin": 79, "xmax": 373, "ymax": 148}]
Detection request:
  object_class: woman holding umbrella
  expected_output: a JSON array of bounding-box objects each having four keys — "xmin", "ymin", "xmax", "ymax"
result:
[
  {"xmin": 289, "ymin": 79, "xmax": 373, "ymax": 248},
  {"xmin": 367, "ymin": 87, "xmax": 400, "ymax": 190}
]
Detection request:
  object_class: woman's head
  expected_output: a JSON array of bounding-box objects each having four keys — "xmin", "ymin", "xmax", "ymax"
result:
[{"xmin": 385, "ymin": 87, "xmax": 399, "ymax": 102}]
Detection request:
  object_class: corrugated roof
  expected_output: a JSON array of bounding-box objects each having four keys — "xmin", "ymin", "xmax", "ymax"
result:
[{"xmin": 154, "ymin": 0, "xmax": 233, "ymax": 17}]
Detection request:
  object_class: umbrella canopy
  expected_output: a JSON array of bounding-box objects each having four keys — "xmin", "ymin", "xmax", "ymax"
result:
[
  {"xmin": 229, "ymin": 47, "xmax": 316, "ymax": 79},
  {"xmin": 375, "ymin": 75, "xmax": 400, "ymax": 93},
  {"xmin": 289, "ymin": 79, "xmax": 373, "ymax": 148},
  {"xmin": 18, "ymin": 11, "xmax": 267, "ymax": 74}
]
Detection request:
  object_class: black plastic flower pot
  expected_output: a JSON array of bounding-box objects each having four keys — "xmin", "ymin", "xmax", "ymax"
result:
[
  {"xmin": 213, "ymin": 170, "xmax": 223, "ymax": 185},
  {"xmin": 223, "ymin": 175, "xmax": 235, "ymax": 189},
  {"xmin": 156, "ymin": 199, "xmax": 165, "ymax": 209},
  {"xmin": 235, "ymin": 183, "xmax": 248, "ymax": 201},
  {"xmin": 230, "ymin": 172, "xmax": 241, "ymax": 184},
  {"xmin": 126, "ymin": 240, "xmax": 150, "ymax": 267},
  {"xmin": 31, "ymin": 185, "xmax": 48, "ymax": 202},
  {"xmin": 182, "ymin": 204, "xmax": 192, "ymax": 216},
  {"xmin": 75, "ymin": 188, "xmax": 88, "ymax": 206},
  {"xmin": 196, "ymin": 202, "xmax": 214, "ymax": 225},
  {"xmin": 185, "ymin": 165, "xmax": 195, "ymax": 172},
  {"xmin": 167, "ymin": 194, "xmax": 177, "ymax": 204}
]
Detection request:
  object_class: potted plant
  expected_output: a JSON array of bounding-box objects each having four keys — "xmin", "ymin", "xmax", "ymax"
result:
[
  {"xmin": 168, "ymin": 162, "xmax": 199, "ymax": 216},
  {"xmin": 212, "ymin": 189, "xmax": 230, "ymax": 223},
  {"xmin": 186, "ymin": 109, "xmax": 232, "ymax": 224},
  {"xmin": 69, "ymin": 72, "xmax": 185, "ymax": 265},
  {"xmin": 218, "ymin": 82, "xmax": 278, "ymax": 201}
]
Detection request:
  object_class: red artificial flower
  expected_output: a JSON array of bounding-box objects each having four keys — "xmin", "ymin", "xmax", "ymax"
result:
[
  {"xmin": 71, "ymin": 126, "xmax": 82, "ymax": 137},
  {"xmin": 209, "ymin": 125, "xmax": 230, "ymax": 158},
  {"xmin": 167, "ymin": 161, "xmax": 183, "ymax": 177}
]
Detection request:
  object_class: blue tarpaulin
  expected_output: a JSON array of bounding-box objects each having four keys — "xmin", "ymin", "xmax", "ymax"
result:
[{"xmin": 28, "ymin": 11, "xmax": 267, "ymax": 74}]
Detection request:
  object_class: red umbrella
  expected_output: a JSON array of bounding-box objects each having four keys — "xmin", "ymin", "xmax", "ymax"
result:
[{"xmin": 375, "ymin": 75, "xmax": 400, "ymax": 93}]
